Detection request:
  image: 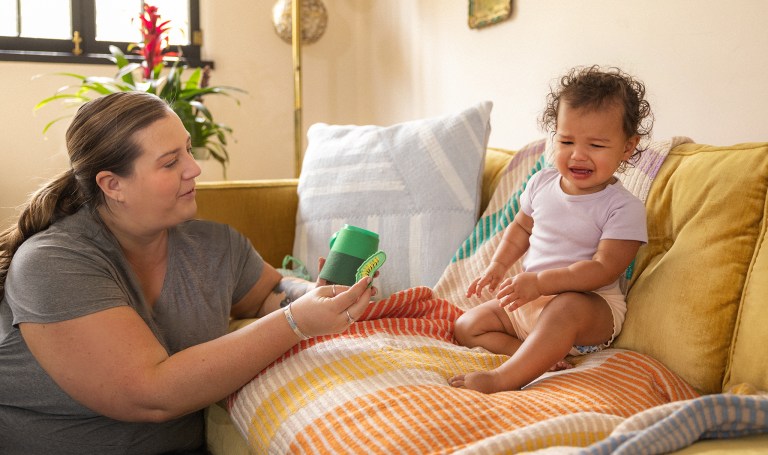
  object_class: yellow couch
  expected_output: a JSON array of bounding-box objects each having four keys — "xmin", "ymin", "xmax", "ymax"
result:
[{"xmin": 196, "ymin": 143, "xmax": 768, "ymax": 454}]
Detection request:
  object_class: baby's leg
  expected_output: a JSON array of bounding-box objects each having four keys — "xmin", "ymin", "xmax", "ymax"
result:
[
  {"xmin": 453, "ymin": 299, "xmax": 522, "ymax": 356},
  {"xmin": 453, "ymin": 291, "xmax": 613, "ymax": 393}
]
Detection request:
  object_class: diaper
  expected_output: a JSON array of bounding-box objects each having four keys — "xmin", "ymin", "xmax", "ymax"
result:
[{"xmin": 505, "ymin": 283, "xmax": 626, "ymax": 356}]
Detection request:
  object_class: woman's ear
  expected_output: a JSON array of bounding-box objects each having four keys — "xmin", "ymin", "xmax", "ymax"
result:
[{"xmin": 95, "ymin": 170, "xmax": 123, "ymax": 203}]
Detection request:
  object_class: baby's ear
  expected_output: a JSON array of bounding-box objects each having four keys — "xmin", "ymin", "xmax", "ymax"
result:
[{"xmin": 624, "ymin": 135, "xmax": 641, "ymax": 158}]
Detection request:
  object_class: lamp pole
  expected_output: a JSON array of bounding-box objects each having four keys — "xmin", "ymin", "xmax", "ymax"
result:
[{"xmin": 292, "ymin": 0, "xmax": 303, "ymax": 178}]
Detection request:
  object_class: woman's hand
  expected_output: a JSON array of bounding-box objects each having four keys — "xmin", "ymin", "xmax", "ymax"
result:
[
  {"xmin": 314, "ymin": 257, "xmax": 328, "ymax": 287},
  {"xmin": 314, "ymin": 256, "xmax": 380, "ymax": 288},
  {"xmin": 466, "ymin": 261, "xmax": 508, "ymax": 298},
  {"xmin": 290, "ymin": 275, "xmax": 376, "ymax": 337},
  {"xmin": 496, "ymin": 272, "xmax": 541, "ymax": 310}
]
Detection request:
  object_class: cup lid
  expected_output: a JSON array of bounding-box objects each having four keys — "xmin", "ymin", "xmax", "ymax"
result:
[{"xmin": 343, "ymin": 224, "xmax": 379, "ymax": 240}]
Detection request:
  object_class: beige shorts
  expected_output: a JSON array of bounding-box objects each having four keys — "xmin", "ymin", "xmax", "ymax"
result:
[{"xmin": 505, "ymin": 283, "xmax": 626, "ymax": 356}]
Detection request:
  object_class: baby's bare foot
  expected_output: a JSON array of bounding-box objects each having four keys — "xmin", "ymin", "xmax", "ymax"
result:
[
  {"xmin": 449, "ymin": 370, "xmax": 510, "ymax": 394},
  {"xmin": 548, "ymin": 359, "xmax": 574, "ymax": 371}
]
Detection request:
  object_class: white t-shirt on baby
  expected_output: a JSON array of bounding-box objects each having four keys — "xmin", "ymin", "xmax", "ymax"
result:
[{"xmin": 519, "ymin": 167, "xmax": 648, "ymax": 291}]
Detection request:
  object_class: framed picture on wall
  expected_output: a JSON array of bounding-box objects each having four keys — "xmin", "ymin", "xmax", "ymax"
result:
[{"xmin": 468, "ymin": 0, "xmax": 512, "ymax": 29}]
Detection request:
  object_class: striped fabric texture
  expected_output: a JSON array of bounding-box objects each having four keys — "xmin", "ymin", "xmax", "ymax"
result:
[
  {"xmin": 227, "ymin": 287, "xmax": 699, "ymax": 454},
  {"xmin": 434, "ymin": 136, "xmax": 694, "ymax": 310},
  {"xmin": 293, "ymin": 102, "xmax": 492, "ymax": 298},
  {"xmin": 543, "ymin": 392, "xmax": 768, "ymax": 454}
]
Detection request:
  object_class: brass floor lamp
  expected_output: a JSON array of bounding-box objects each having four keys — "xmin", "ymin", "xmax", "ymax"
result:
[{"xmin": 271, "ymin": 0, "xmax": 328, "ymax": 177}]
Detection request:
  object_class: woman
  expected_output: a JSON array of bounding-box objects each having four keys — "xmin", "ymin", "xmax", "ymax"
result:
[{"xmin": 0, "ymin": 91, "xmax": 374, "ymax": 453}]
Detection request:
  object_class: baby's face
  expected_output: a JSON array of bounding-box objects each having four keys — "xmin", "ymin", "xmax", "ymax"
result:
[{"xmin": 553, "ymin": 102, "xmax": 638, "ymax": 195}]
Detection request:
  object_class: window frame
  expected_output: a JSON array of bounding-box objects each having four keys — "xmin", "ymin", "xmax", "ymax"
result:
[{"xmin": 0, "ymin": 0, "xmax": 204, "ymax": 67}]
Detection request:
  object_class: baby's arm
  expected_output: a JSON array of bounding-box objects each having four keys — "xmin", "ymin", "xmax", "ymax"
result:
[
  {"xmin": 538, "ymin": 239, "xmax": 642, "ymax": 294},
  {"xmin": 499, "ymin": 238, "xmax": 642, "ymax": 309},
  {"xmin": 466, "ymin": 210, "xmax": 533, "ymax": 298}
]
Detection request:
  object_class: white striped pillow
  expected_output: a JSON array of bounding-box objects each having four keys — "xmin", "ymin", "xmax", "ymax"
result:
[{"xmin": 293, "ymin": 102, "xmax": 492, "ymax": 297}]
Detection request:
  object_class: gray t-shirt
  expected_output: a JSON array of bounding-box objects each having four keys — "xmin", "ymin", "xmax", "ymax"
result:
[{"xmin": 0, "ymin": 208, "xmax": 264, "ymax": 454}]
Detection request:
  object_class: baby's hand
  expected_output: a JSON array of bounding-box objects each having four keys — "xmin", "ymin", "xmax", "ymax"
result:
[
  {"xmin": 466, "ymin": 262, "xmax": 506, "ymax": 298},
  {"xmin": 497, "ymin": 272, "xmax": 541, "ymax": 310}
]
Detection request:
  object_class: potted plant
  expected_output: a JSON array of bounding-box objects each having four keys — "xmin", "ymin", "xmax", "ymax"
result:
[{"xmin": 34, "ymin": 4, "xmax": 244, "ymax": 178}]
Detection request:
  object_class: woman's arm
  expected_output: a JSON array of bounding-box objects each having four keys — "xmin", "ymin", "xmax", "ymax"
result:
[
  {"xmin": 20, "ymin": 275, "xmax": 373, "ymax": 423},
  {"xmin": 231, "ymin": 258, "xmax": 325, "ymax": 319}
]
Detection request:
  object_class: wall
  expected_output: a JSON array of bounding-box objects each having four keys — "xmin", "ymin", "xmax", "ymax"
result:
[
  {"xmin": 383, "ymin": 0, "xmax": 768, "ymax": 151},
  {"xmin": 1, "ymin": 0, "xmax": 766, "ymax": 227}
]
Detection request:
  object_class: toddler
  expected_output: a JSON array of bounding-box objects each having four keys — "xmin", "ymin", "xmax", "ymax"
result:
[{"xmin": 449, "ymin": 65, "xmax": 653, "ymax": 393}]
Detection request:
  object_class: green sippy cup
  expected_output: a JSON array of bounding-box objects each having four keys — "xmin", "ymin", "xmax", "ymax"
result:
[{"xmin": 319, "ymin": 224, "xmax": 384, "ymax": 286}]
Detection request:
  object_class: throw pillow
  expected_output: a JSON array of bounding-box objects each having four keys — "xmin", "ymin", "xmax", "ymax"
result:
[{"xmin": 292, "ymin": 101, "xmax": 493, "ymax": 297}]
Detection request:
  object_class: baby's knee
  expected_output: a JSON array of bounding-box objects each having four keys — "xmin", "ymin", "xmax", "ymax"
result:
[{"xmin": 453, "ymin": 312, "xmax": 475, "ymax": 345}]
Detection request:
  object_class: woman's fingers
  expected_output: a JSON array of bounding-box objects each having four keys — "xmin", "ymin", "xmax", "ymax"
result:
[
  {"xmin": 337, "ymin": 276, "xmax": 374, "ymax": 321},
  {"xmin": 315, "ymin": 257, "xmax": 328, "ymax": 286}
]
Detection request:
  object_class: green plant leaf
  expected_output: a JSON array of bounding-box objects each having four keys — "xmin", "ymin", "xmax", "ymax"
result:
[
  {"xmin": 184, "ymin": 68, "xmax": 202, "ymax": 91},
  {"xmin": 109, "ymin": 45, "xmax": 129, "ymax": 68},
  {"xmin": 34, "ymin": 93, "xmax": 89, "ymax": 111},
  {"xmin": 33, "ymin": 24, "xmax": 246, "ymax": 178},
  {"xmin": 115, "ymin": 61, "xmax": 140, "ymax": 86},
  {"xmin": 41, "ymin": 115, "xmax": 76, "ymax": 134}
]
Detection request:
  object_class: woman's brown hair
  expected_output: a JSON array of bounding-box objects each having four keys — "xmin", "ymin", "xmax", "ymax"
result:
[{"xmin": 0, "ymin": 91, "xmax": 172, "ymax": 295}]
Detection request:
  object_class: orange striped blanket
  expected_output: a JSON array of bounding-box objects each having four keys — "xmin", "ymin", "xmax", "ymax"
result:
[{"xmin": 227, "ymin": 287, "xmax": 698, "ymax": 454}]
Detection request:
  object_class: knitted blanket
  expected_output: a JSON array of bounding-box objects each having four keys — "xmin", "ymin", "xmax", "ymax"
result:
[
  {"xmin": 226, "ymin": 287, "xmax": 700, "ymax": 454},
  {"xmin": 531, "ymin": 389, "xmax": 768, "ymax": 454},
  {"xmin": 434, "ymin": 136, "xmax": 694, "ymax": 309}
]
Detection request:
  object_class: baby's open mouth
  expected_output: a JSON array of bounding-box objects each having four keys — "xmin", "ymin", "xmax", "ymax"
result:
[{"xmin": 570, "ymin": 168, "xmax": 593, "ymax": 175}]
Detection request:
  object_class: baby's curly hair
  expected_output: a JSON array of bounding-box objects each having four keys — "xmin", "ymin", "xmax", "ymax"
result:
[{"xmin": 540, "ymin": 65, "xmax": 654, "ymax": 169}]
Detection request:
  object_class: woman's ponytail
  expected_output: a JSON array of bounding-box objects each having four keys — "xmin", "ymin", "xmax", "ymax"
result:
[{"xmin": 0, "ymin": 169, "xmax": 84, "ymax": 295}]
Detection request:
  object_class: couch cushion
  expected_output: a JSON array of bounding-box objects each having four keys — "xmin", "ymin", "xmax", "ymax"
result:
[
  {"xmin": 293, "ymin": 102, "xmax": 492, "ymax": 297},
  {"xmin": 723, "ymin": 144, "xmax": 768, "ymax": 393},
  {"xmin": 481, "ymin": 147, "xmax": 516, "ymax": 212},
  {"xmin": 196, "ymin": 180, "xmax": 299, "ymax": 268},
  {"xmin": 615, "ymin": 142, "xmax": 768, "ymax": 394}
]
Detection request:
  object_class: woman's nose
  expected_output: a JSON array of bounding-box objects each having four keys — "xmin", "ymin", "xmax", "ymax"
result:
[{"xmin": 184, "ymin": 150, "xmax": 203, "ymax": 179}]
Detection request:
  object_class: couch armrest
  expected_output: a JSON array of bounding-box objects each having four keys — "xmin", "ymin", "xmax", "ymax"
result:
[{"xmin": 195, "ymin": 179, "xmax": 299, "ymax": 268}]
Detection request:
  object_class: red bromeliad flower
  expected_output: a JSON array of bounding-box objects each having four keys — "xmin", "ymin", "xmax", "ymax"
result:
[{"xmin": 135, "ymin": 4, "xmax": 177, "ymax": 80}]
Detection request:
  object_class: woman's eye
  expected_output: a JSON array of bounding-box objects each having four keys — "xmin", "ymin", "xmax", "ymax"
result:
[{"xmin": 164, "ymin": 159, "xmax": 178, "ymax": 168}]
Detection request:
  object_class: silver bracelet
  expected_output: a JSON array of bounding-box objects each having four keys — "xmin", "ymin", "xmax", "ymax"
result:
[{"xmin": 284, "ymin": 302, "xmax": 310, "ymax": 340}]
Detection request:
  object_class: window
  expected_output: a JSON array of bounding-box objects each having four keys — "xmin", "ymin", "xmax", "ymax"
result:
[{"xmin": 0, "ymin": 0, "xmax": 202, "ymax": 66}]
